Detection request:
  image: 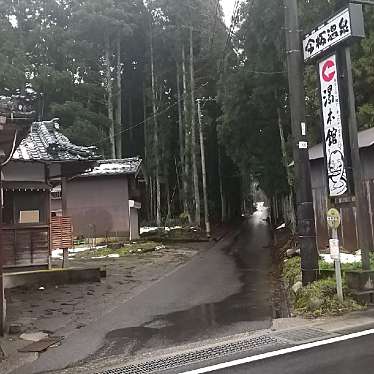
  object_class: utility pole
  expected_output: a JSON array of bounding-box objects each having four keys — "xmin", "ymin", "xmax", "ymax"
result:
[
  {"xmin": 197, "ymin": 99, "xmax": 211, "ymax": 237},
  {"xmin": 150, "ymin": 21, "xmax": 161, "ymax": 227},
  {"xmin": 284, "ymin": 0, "xmax": 319, "ymax": 285},
  {"xmin": 190, "ymin": 27, "xmax": 201, "ymax": 226}
]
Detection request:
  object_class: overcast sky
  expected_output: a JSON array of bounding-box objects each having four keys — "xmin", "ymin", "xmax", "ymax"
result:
[{"xmin": 221, "ymin": 0, "xmax": 237, "ymax": 26}]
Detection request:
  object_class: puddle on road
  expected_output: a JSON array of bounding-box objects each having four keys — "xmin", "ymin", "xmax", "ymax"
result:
[
  {"xmin": 91, "ymin": 293, "xmax": 273, "ymax": 360},
  {"xmin": 89, "ymin": 238, "xmax": 274, "ymax": 361}
]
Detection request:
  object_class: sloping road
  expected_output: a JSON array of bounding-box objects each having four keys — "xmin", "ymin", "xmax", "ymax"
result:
[{"xmin": 15, "ymin": 208, "xmax": 273, "ymax": 373}]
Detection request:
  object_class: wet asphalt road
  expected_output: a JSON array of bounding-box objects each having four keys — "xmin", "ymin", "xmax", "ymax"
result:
[
  {"xmin": 212, "ymin": 334, "xmax": 374, "ymax": 373},
  {"xmin": 15, "ymin": 208, "xmax": 273, "ymax": 373}
]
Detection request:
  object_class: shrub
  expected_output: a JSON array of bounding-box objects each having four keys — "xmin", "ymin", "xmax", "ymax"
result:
[
  {"xmin": 293, "ymin": 278, "xmax": 365, "ymax": 318},
  {"xmin": 282, "ymin": 256, "xmax": 367, "ymax": 318},
  {"xmin": 283, "ymin": 256, "xmax": 302, "ymax": 289}
]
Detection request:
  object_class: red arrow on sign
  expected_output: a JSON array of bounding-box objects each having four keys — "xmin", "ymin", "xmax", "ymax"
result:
[{"xmin": 322, "ymin": 59, "xmax": 336, "ymax": 82}]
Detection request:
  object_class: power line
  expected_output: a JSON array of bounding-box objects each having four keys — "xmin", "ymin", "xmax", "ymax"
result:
[
  {"xmin": 217, "ymin": 0, "xmax": 242, "ymax": 76},
  {"xmin": 246, "ymin": 69, "xmax": 286, "ymax": 75},
  {"xmin": 207, "ymin": 0, "xmax": 222, "ymax": 56},
  {"xmin": 95, "ymin": 100, "xmax": 178, "ymax": 147}
]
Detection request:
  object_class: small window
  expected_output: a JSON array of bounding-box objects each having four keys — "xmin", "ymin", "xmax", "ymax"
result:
[
  {"xmin": 51, "ymin": 190, "xmax": 62, "ymax": 200},
  {"xmin": 51, "ymin": 186, "xmax": 62, "ymax": 200},
  {"xmin": 3, "ymin": 190, "xmax": 47, "ymax": 225},
  {"xmin": 19, "ymin": 210, "xmax": 40, "ymax": 224}
]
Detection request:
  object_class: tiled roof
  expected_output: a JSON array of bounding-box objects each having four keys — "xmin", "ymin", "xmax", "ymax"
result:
[
  {"xmin": 79, "ymin": 157, "xmax": 142, "ymax": 177},
  {"xmin": 12, "ymin": 120, "xmax": 100, "ymax": 161}
]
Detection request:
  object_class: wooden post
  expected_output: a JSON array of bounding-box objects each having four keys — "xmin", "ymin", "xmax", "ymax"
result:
[
  {"xmin": 197, "ymin": 99, "xmax": 211, "ymax": 237},
  {"xmin": 0, "ymin": 165, "xmax": 5, "ymax": 335},
  {"xmin": 61, "ymin": 177, "xmax": 69, "ymax": 269},
  {"xmin": 190, "ymin": 27, "xmax": 201, "ymax": 226},
  {"xmin": 284, "ymin": 0, "xmax": 319, "ymax": 285}
]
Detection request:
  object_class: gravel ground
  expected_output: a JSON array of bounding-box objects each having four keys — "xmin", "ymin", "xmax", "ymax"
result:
[{"xmin": 4, "ymin": 244, "xmax": 205, "ymax": 340}]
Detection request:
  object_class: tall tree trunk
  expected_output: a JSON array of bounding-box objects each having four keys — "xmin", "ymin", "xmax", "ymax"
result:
[
  {"xmin": 150, "ymin": 176, "xmax": 154, "ymax": 220},
  {"xmin": 190, "ymin": 27, "xmax": 201, "ymax": 226},
  {"xmin": 197, "ymin": 99, "xmax": 210, "ymax": 236},
  {"xmin": 105, "ymin": 34, "xmax": 116, "ymax": 159},
  {"xmin": 182, "ymin": 45, "xmax": 192, "ymax": 224},
  {"xmin": 143, "ymin": 82, "xmax": 148, "ymax": 167},
  {"xmin": 277, "ymin": 107, "xmax": 296, "ymax": 232},
  {"xmin": 165, "ymin": 163, "xmax": 171, "ymax": 223},
  {"xmin": 177, "ymin": 62, "xmax": 187, "ymax": 215},
  {"xmin": 150, "ymin": 25, "xmax": 161, "ymax": 227},
  {"xmin": 143, "ymin": 83, "xmax": 150, "ymax": 221},
  {"xmin": 115, "ymin": 31, "xmax": 122, "ymax": 158},
  {"xmin": 218, "ymin": 146, "xmax": 227, "ymax": 223},
  {"xmin": 129, "ymin": 96, "xmax": 134, "ymax": 153}
]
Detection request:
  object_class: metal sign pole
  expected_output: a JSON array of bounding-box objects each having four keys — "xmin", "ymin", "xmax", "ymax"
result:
[
  {"xmin": 332, "ymin": 228, "xmax": 344, "ymax": 302},
  {"xmin": 328, "ymin": 208, "xmax": 343, "ymax": 302}
]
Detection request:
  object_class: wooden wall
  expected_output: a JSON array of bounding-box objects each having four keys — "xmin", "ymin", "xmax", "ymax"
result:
[
  {"xmin": 65, "ymin": 175, "xmax": 131, "ymax": 238},
  {"xmin": 310, "ymin": 148, "xmax": 374, "ymax": 252},
  {"xmin": 2, "ymin": 226, "xmax": 50, "ymax": 268}
]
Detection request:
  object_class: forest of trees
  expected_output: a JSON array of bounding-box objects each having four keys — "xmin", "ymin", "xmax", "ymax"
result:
[{"xmin": 2, "ymin": 0, "xmax": 374, "ymax": 230}]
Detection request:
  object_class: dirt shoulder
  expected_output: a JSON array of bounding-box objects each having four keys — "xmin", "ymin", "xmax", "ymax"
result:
[
  {"xmin": 0, "ymin": 241, "xmax": 213, "ymax": 373},
  {"xmin": 5, "ymin": 244, "xmax": 209, "ymax": 339}
]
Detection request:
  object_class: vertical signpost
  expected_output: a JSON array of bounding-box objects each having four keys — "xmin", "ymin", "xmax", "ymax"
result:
[
  {"xmin": 319, "ymin": 55, "xmax": 348, "ymax": 198},
  {"xmin": 303, "ymin": 3, "xmax": 371, "ymax": 272},
  {"xmin": 327, "ymin": 208, "xmax": 343, "ymax": 301}
]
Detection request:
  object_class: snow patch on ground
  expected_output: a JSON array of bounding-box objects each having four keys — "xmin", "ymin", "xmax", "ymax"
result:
[
  {"xmin": 140, "ymin": 227, "xmax": 158, "ymax": 234},
  {"xmin": 320, "ymin": 250, "xmax": 362, "ymax": 264},
  {"xmin": 52, "ymin": 245, "xmax": 108, "ymax": 259},
  {"xmin": 140, "ymin": 226, "xmax": 183, "ymax": 234}
]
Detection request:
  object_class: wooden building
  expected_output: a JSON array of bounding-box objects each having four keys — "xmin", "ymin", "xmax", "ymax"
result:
[
  {"xmin": 2, "ymin": 120, "xmax": 99, "ymax": 270},
  {"xmin": 0, "ymin": 95, "xmax": 35, "ymax": 333},
  {"xmin": 51, "ymin": 158, "xmax": 143, "ymax": 239},
  {"xmin": 309, "ymin": 127, "xmax": 374, "ymax": 252}
]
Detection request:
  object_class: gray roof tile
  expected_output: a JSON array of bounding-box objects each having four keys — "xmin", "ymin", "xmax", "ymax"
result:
[
  {"xmin": 79, "ymin": 157, "xmax": 142, "ymax": 177},
  {"xmin": 12, "ymin": 120, "xmax": 100, "ymax": 162}
]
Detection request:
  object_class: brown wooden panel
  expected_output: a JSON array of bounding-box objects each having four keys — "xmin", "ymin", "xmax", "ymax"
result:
[
  {"xmin": 15, "ymin": 231, "xmax": 31, "ymax": 265},
  {"xmin": 31, "ymin": 228, "xmax": 49, "ymax": 264},
  {"xmin": 2, "ymin": 230, "xmax": 15, "ymax": 266},
  {"xmin": 367, "ymin": 180, "xmax": 374, "ymax": 249},
  {"xmin": 313, "ymin": 188, "xmax": 329, "ymax": 251},
  {"xmin": 2, "ymin": 227, "xmax": 50, "ymax": 267},
  {"xmin": 340, "ymin": 206, "xmax": 358, "ymax": 252},
  {"xmin": 51, "ymin": 216, "xmax": 73, "ymax": 250}
]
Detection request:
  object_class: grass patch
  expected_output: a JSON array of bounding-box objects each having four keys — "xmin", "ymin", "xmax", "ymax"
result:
[
  {"xmin": 293, "ymin": 278, "xmax": 365, "ymax": 318},
  {"xmin": 282, "ymin": 256, "xmax": 367, "ymax": 318},
  {"xmin": 141, "ymin": 227, "xmax": 208, "ymax": 242},
  {"xmin": 75, "ymin": 241, "xmax": 163, "ymax": 259},
  {"xmin": 283, "ymin": 256, "xmax": 302, "ymax": 289}
]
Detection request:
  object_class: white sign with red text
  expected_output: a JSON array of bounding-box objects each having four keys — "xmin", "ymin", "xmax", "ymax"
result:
[
  {"xmin": 303, "ymin": 7, "xmax": 352, "ymax": 62},
  {"xmin": 319, "ymin": 54, "xmax": 347, "ymax": 197}
]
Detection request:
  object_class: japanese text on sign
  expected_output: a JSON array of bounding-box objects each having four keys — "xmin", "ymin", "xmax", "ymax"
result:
[
  {"xmin": 303, "ymin": 7, "xmax": 351, "ymax": 62},
  {"xmin": 319, "ymin": 54, "xmax": 348, "ymax": 198}
]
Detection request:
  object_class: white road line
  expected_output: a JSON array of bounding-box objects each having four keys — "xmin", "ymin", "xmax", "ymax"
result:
[{"xmin": 181, "ymin": 328, "xmax": 374, "ymax": 373}]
